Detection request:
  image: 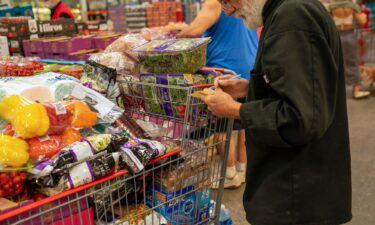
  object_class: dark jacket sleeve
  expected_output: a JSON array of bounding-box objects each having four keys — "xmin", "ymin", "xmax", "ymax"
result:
[{"xmin": 240, "ymin": 25, "xmax": 340, "ymax": 148}]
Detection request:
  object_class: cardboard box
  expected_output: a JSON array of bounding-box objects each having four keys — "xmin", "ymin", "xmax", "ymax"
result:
[{"xmin": 146, "ymin": 185, "xmax": 211, "ymax": 225}]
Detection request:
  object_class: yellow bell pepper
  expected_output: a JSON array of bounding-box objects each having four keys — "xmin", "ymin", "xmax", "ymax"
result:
[
  {"xmin": 12, "ymin": 103, "xmax": 50, "ymax": 139},
  {"xmin": 0, "ymin": 95, "xmax": 32, "ymax": 121},
  {"xmin": 0, "ymin": 135, "xmax": 29, "ymax": 167}
]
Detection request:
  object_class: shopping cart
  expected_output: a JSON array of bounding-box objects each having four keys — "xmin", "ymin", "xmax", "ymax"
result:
[{"xmin": 0, "ymin": 76, "xmax": 233, "ymax": 225}]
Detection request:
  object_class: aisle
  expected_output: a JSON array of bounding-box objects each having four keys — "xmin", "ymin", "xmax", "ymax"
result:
[{"xmin": 224, "ymin": 97, "xmax": 375, "ymax": 225}]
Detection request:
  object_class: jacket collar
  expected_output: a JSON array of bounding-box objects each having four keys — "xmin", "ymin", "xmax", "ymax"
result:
[{"xmin": 262, "ymin": 0, "xmax": 286, "ymax": 23}]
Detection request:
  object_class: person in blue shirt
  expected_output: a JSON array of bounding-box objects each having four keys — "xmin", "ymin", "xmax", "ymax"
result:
[{"xmin": 177, "ymin": 0, "xmax": 258, "ymax": 189}]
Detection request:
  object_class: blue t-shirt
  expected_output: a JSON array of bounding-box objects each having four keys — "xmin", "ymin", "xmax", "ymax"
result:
[{"xmin": 203, "ymin": 11, "xmax": 258, "ymax": 79}]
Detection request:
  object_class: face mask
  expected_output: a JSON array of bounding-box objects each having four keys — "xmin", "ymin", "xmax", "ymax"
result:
[{"xmin": 233, "ymin": 0, "xmax": 265, "ymax": 28}]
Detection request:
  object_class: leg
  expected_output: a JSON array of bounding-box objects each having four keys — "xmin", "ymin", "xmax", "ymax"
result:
[
  {"xmin": 236, "ymin": 129, "xmax": 247, "ymax": 182},
  {"xmin": 213, "ymin": 131, "xmax": 242, "ymax": 189},
  {"xmin": 341, "ymin": 30, "xmax": 370, "ymax": 99}
]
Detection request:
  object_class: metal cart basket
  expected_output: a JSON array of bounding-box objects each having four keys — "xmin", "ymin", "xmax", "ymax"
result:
[{"xmin": 0, "ymin": 76, "xmax": 233, "ymax": 225}]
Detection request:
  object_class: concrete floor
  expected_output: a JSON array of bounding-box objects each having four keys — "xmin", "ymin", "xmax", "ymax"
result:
[{"xmin": 222, "ymin": 97, "xmax": 375, "ymax": 225}]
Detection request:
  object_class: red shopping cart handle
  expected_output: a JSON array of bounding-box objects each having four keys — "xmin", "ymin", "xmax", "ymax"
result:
[{"xmin": 0, "ymin": 148, "xmax": 182, "ymax": 222}]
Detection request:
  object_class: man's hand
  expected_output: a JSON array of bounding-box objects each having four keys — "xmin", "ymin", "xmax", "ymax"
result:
[
  {"xmin": 215, "ymin": 75, "xmax": 249, "ymax": 99},
  {"xmin": 200, "ymin": 88, "xmax": 242, "ymax": 119}
]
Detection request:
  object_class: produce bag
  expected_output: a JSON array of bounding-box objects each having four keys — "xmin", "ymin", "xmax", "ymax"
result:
[
  {"xmin": 28, "ymin": 135, "xmax": 62, "ymax": 161},
  {"xmin": 89, "ymin": 52, "xmax": 140, "ymax": 75},
  {"xmin": 0, "ymin": 95, "xmax": 50, "ymax": 139},
  {"xmin": 132, "ymin": 38, "xmax": 210, "ymax": 74},
  {"xmin": 0, "ymin": 73, "xmax": 125, "ymax": 129},
  {"xmin": 104, "ymin": 33, "xmax": 148, "ymax": 55},
  {"xmin": 0, "ymin": 135, "xmax": 29, "ymax": 168}
]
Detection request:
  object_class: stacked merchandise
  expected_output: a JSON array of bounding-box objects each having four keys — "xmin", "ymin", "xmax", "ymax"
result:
[
  {"xmin": 0, "ymin": 56, "xmax": 43, "ymax": 77},
  {"xmin": 126, "ymin": 6, "xmax": 147, "ymax": 33},
  {"xmin": 22, "ymin": 33, "xmax": 121, "ymax": 60},
  {"xmin": 108, "ymin": 5, "xmax": 128, "ymax": 33},
  {"xmin": 146, "ymin": 2, "xmax": 183, "ymax": 28},
  {"xmin": 0, "ymin": 18, "xmax": 77, "ymax": 56}
]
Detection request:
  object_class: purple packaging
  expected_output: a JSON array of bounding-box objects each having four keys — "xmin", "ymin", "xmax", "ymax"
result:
[
  {"xmin": 140, "ymin": 69, "xmax": 218, "ymax": 119},
  {"xmin": 92, "ymin": 37, "xmax": 117, "ymax": 50}
]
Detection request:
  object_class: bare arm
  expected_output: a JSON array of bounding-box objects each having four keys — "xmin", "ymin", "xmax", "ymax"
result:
[
  {"xmin": 354, "ymin": 12, "xmax": 367, "ymax": 26},
  {"xmin": 176, "ymin": 0, "xmax": 222, "ymax": 38}
]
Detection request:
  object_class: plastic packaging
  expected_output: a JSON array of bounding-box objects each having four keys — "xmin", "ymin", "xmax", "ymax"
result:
[
  {"xmin": 104, "ymin": 33, "xmax": 148, "ymax": 55},
  {"xmin": 0, "ymin": 171, "xmax": 28, "ymax": 197},
  {"xmin": 88, "ymin": 52, "xmax": 140, "ymax": 75},
  {"xmin": 67, "ymin": 152, "xmax": 120, "ymax": 189},
  {"xmin": 0, "ymin": 135, "xmax": 29, "ymax": 168},
  {"xmin": 132, "ymin": 38, "xmax": 210, "ymax": 74},
  {"xmin": 0, "ymin": 95, "xmax": 50, "ymax": 139},
  {"xmin": 61, "ymin": 127, "xmax": 82, "ymax": 146},
  {"xmin": 44, "ymin": 102, "xmax": 71, "ymax": 135},
  {"xmin": 28, "ymin": 135, "xmax": 62, "ymax": 161},
  {"xmin": 119, "ymin": 138, "xmax": 165, "ymax": 174},
  {"xmin": 112, "ymin": 113, "xmax": 152, "ymax": 139},
  {"xmin": 140, "ymin": 69, "xmax": 219, "ymax": 118},
  {"xmin": 0, "ymin": 73, "xmax": 124, "ymax": 126},
  {"xmin": 65, "ymin": 100, "xmax": 97, "ymax": 129},
  {"xmin": 219, "ymin": 205, "xmax": 233, "ymax": 225},
  {"xmin": 0, "ymin": 56, "xmax": 44, "ymax": 77}
]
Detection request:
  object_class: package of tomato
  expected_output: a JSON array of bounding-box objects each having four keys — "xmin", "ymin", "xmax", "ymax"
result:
[
  {"xmin": 43, "ymin": 102, "xmax": 71, "ymax": 135},
  {"xmin": 0, "ymin": 171, "xmax": 28, "ymax": 197}
]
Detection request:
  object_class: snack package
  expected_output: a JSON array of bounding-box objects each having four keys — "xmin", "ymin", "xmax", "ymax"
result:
[
  {"xmin": 29, "ymin": 134, "xmax": 128, "ymax": 178},
  {"xmin": 81, "ymin": 60, "xmax": 120, "ymax": 104},
  {"xmin": 119, "ymin": 138, "xmax": 165, "ymax": 174},
  {"xmin": 132, "ymin": 38, "xmax": 210, "ymax": 74},
  {"xmin": 35, "ymin": 152, "xmax": 121, "ymax": 193},
  {"xmin": 66, "ymin": 152, "xmax": 120, "ymax": 189},
  {"xmin": 28, "ymin": 135, "xmax": 62, "ymax": 161},
  {"xmin": 112, "ymin": 113, "xmax": 152, "ymax": 139}
]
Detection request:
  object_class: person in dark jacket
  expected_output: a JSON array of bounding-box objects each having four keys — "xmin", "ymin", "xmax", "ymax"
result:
[
  {"xmin": 42, "ymin": 0, "xmax": 74, "ymax": 20},
  {"xmin": 200, "ymin": 0, "xmax": 352, "ymax": 225}
]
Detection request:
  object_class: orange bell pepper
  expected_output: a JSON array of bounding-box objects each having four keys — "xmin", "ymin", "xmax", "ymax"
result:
[{"xmin": 65, "ymin": 100, "xmax": 97, "ymax": 129}]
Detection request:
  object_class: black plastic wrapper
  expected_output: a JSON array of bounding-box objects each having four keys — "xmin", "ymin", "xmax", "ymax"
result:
[
  {"xmin": 112, "ymin": 113, "xmax": 152, "ymax": 139},
  {"xmin": 119, "ymin": 139, "xmax": 165, "ymax": 174}
]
